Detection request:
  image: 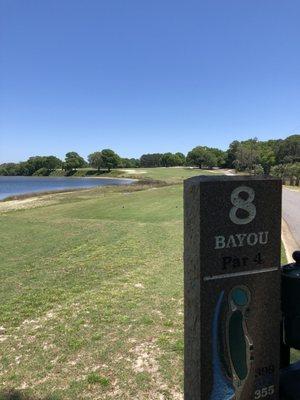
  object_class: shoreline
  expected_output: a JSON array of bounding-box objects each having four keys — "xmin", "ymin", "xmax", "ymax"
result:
[
  {"xmin": 0, "ymin": 177, "xmax": 137, "ymax": 202},
  {"xmin": 0, "ymin": 174, "xmax": 135, "ymax": 181},
  {"xmin": 0, "ymin": 187, "xmax": 93, "ymax": 202},
  {"xmin": 76, "ymin": 175, "xmax": 135, "ymax": 181}
]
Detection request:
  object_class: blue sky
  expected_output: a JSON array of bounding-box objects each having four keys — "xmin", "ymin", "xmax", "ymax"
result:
[{"xmin": 1, "ymin": 0, "xmax": 300, "ymax": 162}]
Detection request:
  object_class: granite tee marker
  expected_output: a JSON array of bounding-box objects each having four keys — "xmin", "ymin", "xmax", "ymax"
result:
[{"xmin": 184, "ymin": 176, "xmax": 281, "ymax": 400}]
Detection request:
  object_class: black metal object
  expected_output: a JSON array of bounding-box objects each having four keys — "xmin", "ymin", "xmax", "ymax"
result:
[
  {"xmin": 280, "ymin": 361, "xmax": 300, "ymax": 400},
  {"xmin": 280, "ymin": 251, "xmax": 300, "ymax": 399},
  {"xmin": 282, "ymin": 251, "xmax": 300, "ymax": 349}
]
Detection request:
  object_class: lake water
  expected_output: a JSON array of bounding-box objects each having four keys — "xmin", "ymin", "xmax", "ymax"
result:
[{"xmin": 0, "ymin": 176, "xmax": 134, "ymax": 200}]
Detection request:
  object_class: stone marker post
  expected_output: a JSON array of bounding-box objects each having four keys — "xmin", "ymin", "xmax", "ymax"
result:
[{"xmin": 184, "ymin": 176, "xmax": 282, "ymax": 400}]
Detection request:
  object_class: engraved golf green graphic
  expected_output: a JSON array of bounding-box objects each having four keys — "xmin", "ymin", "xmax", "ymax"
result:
[
  {"xmin": 227, "ymin": 286, "xmax": 253, "ymax": 399},
  {"xmin": 228, "ymin": 310, "xmax": 248, "ymax": 380},
  {"xmin": 210, "ymin": 286, "xmax": 253, "ymax": 400},
  {"xmin": 229, "ymin": 287, "xmax": 249, "ymax": 381}
]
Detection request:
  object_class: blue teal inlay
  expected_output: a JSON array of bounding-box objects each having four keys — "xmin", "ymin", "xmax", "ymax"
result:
[
  {"xmin": 210, "ymin": 291, "xmax": 235, "ymax": 400},
  {"xmin": 231, "ymin": 287, "xmax": 249, "ymax": 307},
  {"xmin": 228, "ymin": 310, "xmax": 248, "ymax": 380}
]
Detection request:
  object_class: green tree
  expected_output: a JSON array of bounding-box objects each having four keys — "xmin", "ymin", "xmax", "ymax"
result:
[
  {"xmin": 140, "ymin": 153, "xmax": 163, "ymax": 167},
  {"xmin": 226, "ymin": 140, "xmax": 240, "ymax": 168},
  {"xmin": 64, "ymin": 152, "xmax": 85, "ymax": 172},
  {"xmin": 209, "ymin": 148, "xmax": 227, "ymax": 167},
  {"xmin": 119, "ymin": 158, "xmax": 140, "ymax": 168},
  {"xmin": 174, "ymin": 152, "xmax": 186, "ymax": 166},
  {"xmin": 15, "ymin": 162, "xmax": 31, "ymax": 176},
  {"xmin": 88, "ymin": 152, "xmax": 103, "ymax": 171},
  {"xmin": 270, "ymin": 164, "xmax": 285, "ymax": 179},
  {"xmin": 283, "ymin": 162, "xmax": 300, "ymax": 186},
  {"xmin": 253, "ymin": 164, "xmax": 264, "ymax": 175},
  {"xmin": 161, "ymin": 153, "xmax": 178, "ymax": 167},
  {"xmin": 259, "ymin": 143, "xmax": 276, "ymax": 174},
  {"xmin": 44, "ymin": 156, "xmax": 62, "ymax": 171},
  {"xmin": 186, "ymin": 146, "xmax": 217, "ymax": 169},
  {"xmin": 161, "ymin": 152, "xmax": 187, "ymax": 167},
  {"xmin": 130, "ymin": 158, "xmax": 141, "ymax": 168},
  {"xmin": 14, "ymin": 156, "xmax": 58, "ymax": 176},
  {"xmin": 25, "ymin": 156, "xmax": 46, "ymax": 175},
  {"xmin": 0, "ymin": 163, "xmax": 18, "ymax": 176},
  {"xmin": 100, "ymin": 149, "xmax": 120, "ymax": 172},
  {"xmin": 234, "ymin": 139, "xmax": 260, "ymax": 172},
  {"xmin": 292, "ymin": 163, "xmax": 300, "ymax": 186},
  {"xmin": 275, "ymin": 135, "xmax": 300, "ymax": 163}
]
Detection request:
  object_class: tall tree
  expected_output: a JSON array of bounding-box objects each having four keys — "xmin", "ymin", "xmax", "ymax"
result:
[
  {"xmin": 161, "ymin": 153, "xmax": 178, "ymax": 167},
  {"xmin": 140, "ymin": 153, "xmax": 163, "ymax": 167},
  {"xmin": 161, "ymin": 152, "xmax": 187, "ymax": 167},
  {"xmin": 186, "ymin": 146, "xmax": 217, "ymax": 169},
  {"xmin": 233, "ymin": 139, "xmax": 260, "ymax": 171},
  {"xmin": 275, "ymin": 135, "xmax": 300, "ymax": 163},
  {"xmin": 209, "ymin": 148, "xmax": 227, "ymax": 167},
  {"xmin": 226, "ymin": 140, "xmax": 240, "ymax": 168},
  {"xmin": 175, "ymin": 152, "xmax": 186, "ymax": 166},
  {"xmin": 88, "ymin": 152, "xmax": 103, "ymax": 171},
  {"xmin": 100, "ymin": 149, "xmax": 120, "ymax": 172},
  {"xmin": 64, "ymin": 152, "xmax": 85, "ymax": 171},
  {"xmin": 44, "ymin": 156, "xmax": 62, "ymax": 171},
  {"xmin": 259, "ymin": 142, "xmax": 276, "ymax": 174}
]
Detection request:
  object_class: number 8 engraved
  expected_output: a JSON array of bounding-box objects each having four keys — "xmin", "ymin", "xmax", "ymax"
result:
[{"xmin": 229, "ymin": 186, "xmax": 256, "ymax": 225}]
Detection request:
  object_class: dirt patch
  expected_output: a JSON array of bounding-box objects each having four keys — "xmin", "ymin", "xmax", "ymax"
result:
[
  {"xmin": 130, "ymin": 340, "xmax": 183, "ymax": 400},
  {"xmin": 0, "ymin": 197, "xmax": 56, "ymax": 213},
  {"xmin": 132, "ymin": 342, "xmax": 159, "ymax": 375}
]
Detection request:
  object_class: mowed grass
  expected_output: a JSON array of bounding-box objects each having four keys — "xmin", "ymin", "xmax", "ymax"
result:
[
  {"xmin": 51, "ymin": 166, "xmax": 215, "ymax": 184},
  {"xmin": 0, "ymin": 168, "xmax": 288, "ymax": 399},
  {"xmin": 119, "ymin": 167, "xmax": 214, "ymax": 183},
  {"xmin": 0, "ymin": 182, "xmax": 187, "ymax": 399}
]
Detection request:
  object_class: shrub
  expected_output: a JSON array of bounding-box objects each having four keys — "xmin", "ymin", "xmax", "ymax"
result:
[{"xmin": 32, "ymin": 167, "xmax": 50, "ymax": 176}]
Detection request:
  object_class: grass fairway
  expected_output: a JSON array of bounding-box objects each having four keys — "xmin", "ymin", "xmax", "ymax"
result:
[
  {"xmin": 0, "ymin": 168, "xmax": 288, "ymax": 399},
  {"xmin": 0, "ymin": 168, "xmax": 213, "ymax": 399},
  {"xmin": 118, "ymin": 167, "xmax": 214, "ymax": 183},
  {"xmin": 52, "ymin": 166, "xmax": 214, "ymax": 184}
]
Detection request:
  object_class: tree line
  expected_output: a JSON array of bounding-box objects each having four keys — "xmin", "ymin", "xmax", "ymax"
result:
[
  {"xmin": 0, "ymin": 135, "xmax": 299, "ymax": 183},
  {"xmin": 0, "ymin": 150, "xmax": 140, "ymax": 176},
  {"xmin": 226, "ymin": 135, "xmax": 300, "ymax": 185}
]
